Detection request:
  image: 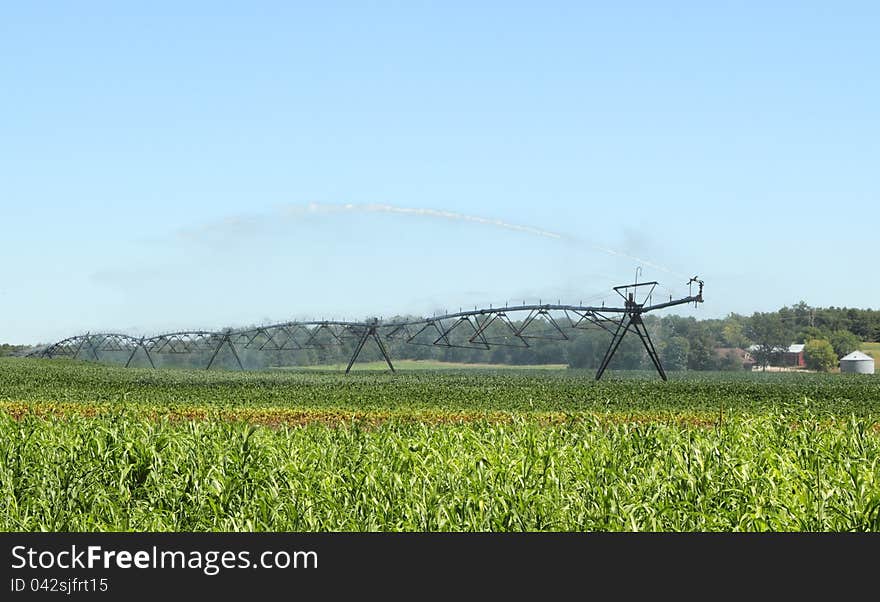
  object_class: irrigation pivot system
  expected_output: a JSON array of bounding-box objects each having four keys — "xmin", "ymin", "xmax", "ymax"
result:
[{"xmin": 30, "ymin": 278, "xmax": 704, "ymax": 381}]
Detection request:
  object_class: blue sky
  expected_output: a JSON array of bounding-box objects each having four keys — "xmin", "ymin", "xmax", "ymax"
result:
[{"xmin": 2, "ymin": 2, "xmax": 878, "ymax": 344}]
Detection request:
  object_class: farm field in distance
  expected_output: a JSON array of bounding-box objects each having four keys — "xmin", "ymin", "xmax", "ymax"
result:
[
  {"xmin": 862, "ymin": 342, "xmax": 880, "ymax": 362},
  {"xmin": 288, "ymin": 359, "xmax": 570, "ymax": 371},
  {"xmin": 1, "ymin": 357, "xmax": 879, "ymax": 531}
]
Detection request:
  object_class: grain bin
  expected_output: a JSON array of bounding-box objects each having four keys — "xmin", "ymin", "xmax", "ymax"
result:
[{"xmin": 839, "ymin": 351, "xmax": 875, "ymax": 374}]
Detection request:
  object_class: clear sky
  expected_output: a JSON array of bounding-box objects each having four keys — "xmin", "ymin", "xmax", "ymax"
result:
[{"xmin": 2, "ymin": 2, "xmax": 878, "ymax": 344}]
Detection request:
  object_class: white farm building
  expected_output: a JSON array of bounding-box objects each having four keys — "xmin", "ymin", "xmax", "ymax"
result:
[{"xmin": 839, "ymin": 351, "xmax": 875, "ymax": 374}]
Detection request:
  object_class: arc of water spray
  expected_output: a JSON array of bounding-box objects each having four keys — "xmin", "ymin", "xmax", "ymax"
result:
[
  {"xmin": 286, "ymin": 202, "xmax": 564, "ymax": 240},
  {"xmin": 586, "ymin": 245, "xmax": 690, "ymax": 280},
  {"xmin": 283, "ymin": 202, "xmax": 690, "ymax": 279}
]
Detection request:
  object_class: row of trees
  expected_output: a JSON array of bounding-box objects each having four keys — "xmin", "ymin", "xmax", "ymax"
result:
[
  {"xmin": 737, "ymin": 304, "xmax": 866, "ymax": 371},
  {"xmin": 377, "ymin": 302, "xmax": 876, "ymax": 371},
  {"xmin": 0, "ymin": 344, "xmax": 25, "ymax": 357}
]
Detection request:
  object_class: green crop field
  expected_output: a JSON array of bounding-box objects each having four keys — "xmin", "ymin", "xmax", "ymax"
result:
[
  {"xmin": 1, "ymin": 357, "xmax": 879, "ymax": 531},
  {"xmin": 287, "ymin": 359, "xmax": 569, "ymax": 371}
]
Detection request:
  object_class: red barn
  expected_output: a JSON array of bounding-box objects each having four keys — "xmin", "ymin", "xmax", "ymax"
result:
[{"xmin": 782, "ymin": 344, "xmax": 805, "ymax": 367}]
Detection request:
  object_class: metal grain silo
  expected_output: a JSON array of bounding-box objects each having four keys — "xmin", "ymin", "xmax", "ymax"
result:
[{"xmin": 839, "ymin": 351, "xmax": 875, "ymax": 374}]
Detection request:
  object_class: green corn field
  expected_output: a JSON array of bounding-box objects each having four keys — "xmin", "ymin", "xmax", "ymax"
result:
[{"xmin": 1, "ymin": 358, "xmax": 879, "ymax": 531}]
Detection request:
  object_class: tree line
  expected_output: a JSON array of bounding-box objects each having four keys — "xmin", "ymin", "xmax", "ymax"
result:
[
  {"xmin": 0, "ymin": 344, "xmax": 25, "ymax": 357},
  {"xmin": 205, "ymin": 303, "xmax": 879, "ymax": 371},
  {"xmin": 348, "ymin": 302, "xmax": 879, "ymax": 371}
]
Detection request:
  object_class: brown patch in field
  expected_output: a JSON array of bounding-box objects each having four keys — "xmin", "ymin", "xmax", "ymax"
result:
[
  {"xmin": 2, "ymin": 401, "xmax": 878, "ymax": 433},
  {"xmin": 0, "ymin": 401, "xmax": 730, "ymax": 430}
]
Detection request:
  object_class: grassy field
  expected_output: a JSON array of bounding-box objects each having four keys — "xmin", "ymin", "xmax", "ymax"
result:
[
  {"xmin": 1, "ymin": 357, "xmax": 879, "ymax": 531},
  {"xmin": 862, "ymin": 342, "xmax": 880, "ymax": 361}
]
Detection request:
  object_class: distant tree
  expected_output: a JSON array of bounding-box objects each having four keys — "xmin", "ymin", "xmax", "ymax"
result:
[
  {"xmin": 661, "ymin": 336, "xmax": 690, "ymax": 371},
  {"xmin": 719, "ymin": 350, "xmax": 744, "ymax": 371},
  {"xmin": 687, "ymin": 324, "xmax": 718, "ymax": 370},
  {"xmin": 722, "ymin": 318, "xmax": 750, "ymax": 349},
  {"xmin": 804, "ymin": 339, "xmax": 837, "ymax": 372},
  {"xmin": 791, "ymin": 301, "xmax": 813, "ymax": 325},
  {"xmin": 744, "ymin": 312, "xmax": 791, "ymax": 370},
  {"xmin": 0, "ymin": 344, "xmax": 24, "ymax": 357},
  {"xmin": 700, "ymin": 318, "xmax": 727, "ymax": 348},
  {"xmin": 566, "ymin": 334, "xmax": 600, "ymax": 369},
  {"xmin": 829, "ymin": 330, "xmax": 861, "ymax": 359},
  {"xmin": 797, "ymin": 326, "xmax": 828, "ymax": 344}
]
